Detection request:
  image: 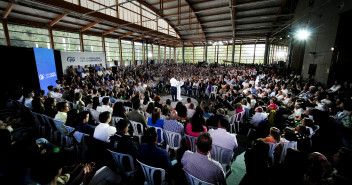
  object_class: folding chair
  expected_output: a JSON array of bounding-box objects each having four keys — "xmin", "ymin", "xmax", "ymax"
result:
[{"xmin": 137, "ymin": 159, "xmax": 167, "ymax": 185}]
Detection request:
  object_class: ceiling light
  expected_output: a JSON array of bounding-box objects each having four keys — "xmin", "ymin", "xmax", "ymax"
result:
[{"xmin": 295, "ymin": 28, "xmax": 311, "ymax": 40}]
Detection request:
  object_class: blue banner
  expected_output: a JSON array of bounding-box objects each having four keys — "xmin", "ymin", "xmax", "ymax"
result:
[{"xmin": 33, "ymin": 47, "xmax": 57, "ymax": 94}]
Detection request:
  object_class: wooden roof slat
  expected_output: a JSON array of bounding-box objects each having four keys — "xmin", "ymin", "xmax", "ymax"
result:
[
  {"xmin": 49, "ymin": 13, "xmax": 68, "ymax": 27},
  {"xmin": 120, "ymin": 31, "xmax": 136, "ymax": 39},
  {"xmin": 80, "ymin": 19, "xmax": 101, "ymax": 32},
  {"xmin": 2, "ymin": 1, "xmax": 17, "ymax": 19},
  {"xmin": 103, "ymin": 27, "xmax": 119, "ymax": 35}
]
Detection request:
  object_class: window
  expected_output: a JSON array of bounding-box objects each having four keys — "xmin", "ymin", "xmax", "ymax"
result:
[
  {"xmin": 165, "ymin": 46, "xmax": 170, "ymax": 61},
  {"xmin": 218, "ymin": 45, "xmax": 227, "ymax": 64},
  {"xmin": 269, "ymin": 45, "xmax": 288, "ymax": 64},
  {"xmin": 240, "ymin": 44, "xmax": 255, "ymax": 64},
  {"xmin": 146, "ymin": 43, "xmax": 152, "ymax": 60},
  {"xmin": 176, "ymin": 47, "xmax": 182, "ymax": 63},
  {"xmin": 153, "ymin": 44, "xmax": 159, "ymax": 61},
  {"xmin": 105, "ymin": 37, "xmax": 120, "ymax": 64},
  {"xmin": 234, "ymin": 45, "xmax": 241, "ymax": 63},
  {"xmin": 83, "ymin": 34, "xmax": 103, "ymax": 52},
  {"xmin": 0, "ymin": 23, "xmax": 6, "ymax": 46},
  {"xmin": 207, "ymin": 45, "xmax": 216, "ymax": 63},
  {"xmin": 121, "ymin": 40, "xmax": 132, "ymax": 64},
  {"xmin": 194, "ymin": 46, "xmax": 204, "ymax": 62},
  {"xmin": 184, "ymin": 47, "xmax": 193, "ymax": 63},
  {"xmin": 8, "ymin": 24, "xmax": 50, "ymax": 48},
  {"xmin": 170, "ymin": 47, "xmax": 175, "ymax": 62},
  {"xmin": 53, "ymin": 30, "xmax": 81, "ymax": 52},
  {"xmin": 254, "ymin": 44, "xmax": 265, "ymax": 64},
  {"xmin": 134, "ymin": 42, "xmax": 143, "ymax": 61},
  {"xmin": 227, "ymin": 45, "xmax": 233, "ymax": 62},
  {"xmin": 160, "ymin": 45, "xmax": 165, "ymax": 61}
]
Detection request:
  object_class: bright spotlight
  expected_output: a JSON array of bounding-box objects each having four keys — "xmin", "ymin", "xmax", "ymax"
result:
[{"xmin": 295, "ymin": 29, "xmax": 310, "ymax": 40}]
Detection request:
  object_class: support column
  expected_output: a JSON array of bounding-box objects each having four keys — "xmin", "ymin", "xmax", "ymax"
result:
[
  {"xmin": 232, "ymin": 37, "xmax": 235, "ymax": 63},
  {"xmin": 132, "ymin": 41, "xmax": 135, "ymax": 65},
  {"xmin": 79, "ymin": 32, "xmax": 84, "ymax": 52},
  {"xmin": 102, "ymin": 35, "xmax": 106, "ymax": 63},
  {"xmin": 205, "ymin": 43, "xmax": 208, "ymax": 62},
  {"xmin": 182, "ymin": 43, "xmax": 185, "ymax": 63},
  {"xmin": 2, "ymin": 21, "xmax": 10, "ymax": 46},
  {"xmin": 145, "ymin": 42, "xmax": 147, "ymax": 65},
  {"xmin": 48, "ymin": 27, "xmax": 54, "ymax": 49},
  {"xmin": 239, "ymin": 44, "xmax": 242, "ymax": 63},
  {"xmin": 253, "ymin": 43, "xmax": 257, "ymax": 64},
  {"xmin": 216, "ymin": 45, "xmax": 219, "ymax": 63},
  {"xmin": 193, "ymin": 46, "xmax": 195, "ymax": 63},
  {"xmin": 158, "ymin": 44, "xmax": 160, "ymax": 63},
  {"xmin": 264, "ymin": 34, "xmax": 270, "ymax": 65},
  {"xmin": 119, "ymin": 37, "xmax": 123, "ymax": 66}
]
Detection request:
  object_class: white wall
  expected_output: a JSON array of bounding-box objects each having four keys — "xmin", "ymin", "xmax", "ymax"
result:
[{"xmin": 291, "ymin": 0, "xmax": 352, "ymax": 85}]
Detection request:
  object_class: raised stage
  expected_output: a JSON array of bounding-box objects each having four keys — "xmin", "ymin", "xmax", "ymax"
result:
[{"xmin": 160, "ymin": 95, "xmax": 198, "ymax": 108}]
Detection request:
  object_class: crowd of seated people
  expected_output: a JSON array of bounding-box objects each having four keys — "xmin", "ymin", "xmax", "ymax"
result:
[{"xmin": 1, "ymin": 62, "xmax": 352, "ymax": 185}]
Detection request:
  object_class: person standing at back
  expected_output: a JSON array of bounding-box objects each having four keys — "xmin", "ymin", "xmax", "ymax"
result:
[{"xmin": 170, "ymin": 75, "xmax": 178, "ymax": 102}]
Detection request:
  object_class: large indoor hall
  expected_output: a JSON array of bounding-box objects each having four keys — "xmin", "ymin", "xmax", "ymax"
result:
[{"xmin": 1, "ymin": 0, "xmax": 352, "ymax": 185}]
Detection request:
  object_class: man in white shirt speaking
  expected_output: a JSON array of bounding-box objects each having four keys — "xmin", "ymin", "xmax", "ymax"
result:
[
  {"xmin": 93, "ymin": 111, "xmax": 116, "ymax": 143},
  {"xmin": 170, "ymin": 75, "xmax": 178, "ymax": 101}
]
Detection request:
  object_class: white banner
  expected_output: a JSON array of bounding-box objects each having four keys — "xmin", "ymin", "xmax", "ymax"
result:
[{"xmin": 60, "ymin": 51, "xmax": 106, "ymax": 74}]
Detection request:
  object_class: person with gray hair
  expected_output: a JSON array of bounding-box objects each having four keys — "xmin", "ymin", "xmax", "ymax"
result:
[
  {"xmin": 182, "ymin": 132, "xmax": 226, "ymax": 184},
  {"xmin": 206, "ymin": 108, "xmax": 225, "ymax": 128},
  {"xmin": 163, "ymin": 110, "xmax": 185, "ymax": 136}
]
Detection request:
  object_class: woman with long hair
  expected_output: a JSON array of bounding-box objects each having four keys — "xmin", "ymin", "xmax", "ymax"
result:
[
  {"xmin": 73, "ymin": 92, "xmax": 85, "ymax": 106},
  {"xmin": 185, "ymin": 109, "xmax": 207, "ymax": 137},
  {"xmin": 112, "ymin": 102, "xmax": 127, "ymax": 119},
  {"xmin": 44, "ymin": 98, "xmax": 57, "ymax": 118},
  {"xmin": 92, "ymin": 96, "xmax": 100, "ymax": 110},
  {"xmin": 144, "ymin": 102, "xmax": 155, "ymax": 118},
  {"xmin": 147, "ymin": 107, "xmax": 165, "ymax": 143},
  {"xmin": 31, "ymin": 97, "xmax": 45, "ymax": 114}
]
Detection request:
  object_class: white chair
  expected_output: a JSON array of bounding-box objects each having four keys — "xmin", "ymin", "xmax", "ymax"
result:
[
  {"xmin": 279, "ymin": 140, "xmax": 298, "ymax": 162},
  {"xmin": 137, "ymin": 159, "xmax": 167, "ymax": 185},
  {"xmin": 210, "ymin": 144, "xmax": 233, "ymax": 175},
  {"xmin": 164, "ymin": 130, "xmax": 182, "ymax": 152},
  {"xmin": 148, "ymin": 126, "xmax": 164, "ymax": 146},
  {"xmin": 209, "ymin": 85, "xmax": 218, "ymax": 99},
  {"xmin": 268, "ymin": 142, "xmax": 280, "ymax": 166},
  {"xmin": 235, "ymin": 111, "xmax": 245, "ymax": 133},
  {"xmin": 183, "ymin": 169, "xmax": 215, "ymax": 185},
  {"xmin": 184, "ymin": 134, "xmax": 197, "ymax": 153},
  {"xmin": 124, "ymin": 106, "xmax": 133, "ymax": 113},
  {"xmin": 130, "ymin": 121, "xmax": 144, "ymax": 144},
  {"xmin": 229, "ymin": 114, "xmax": 237, "ymax": 134},
  {"xmin": 89, "ymin": 108, "xmax": 100, "ymax": 123},
  {"xmin": 107, "ymin": 149, "xmax": 138, "ymax": 177},
  {"xmin": 111, "ymin": 116, "xmax": 123, "ymax": 127}
]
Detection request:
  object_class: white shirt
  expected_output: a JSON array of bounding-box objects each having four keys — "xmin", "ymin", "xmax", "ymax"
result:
[
  {"xmin": 47, "ymin": 91, "xmax": 54, "ymax": 98},
  {"xmin": 93, "ymin": 123, "xmax": 116, "ymax": 142},
  {"xmin": 170, "ymin": 77, "xmax": 178, "ymax": 87},
  {"xmin": 250, "ymin": 112, "xmax": 268, "ymax": 127},
  {"xmin": 292, "ymin": 108, "xmax": 304, "ymax": 117},
  {"xmin": 97, "ymin": 105, "xmax": 113, "ymax": 113},
  {"xmin": 208, "ymin": 128, "xmax": 238, "ymax": 150}
]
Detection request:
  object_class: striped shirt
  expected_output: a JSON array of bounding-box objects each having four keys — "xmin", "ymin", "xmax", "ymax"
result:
[{"xmin": 163, "ymin": 120, "xmax": 184, "ymax": 136}]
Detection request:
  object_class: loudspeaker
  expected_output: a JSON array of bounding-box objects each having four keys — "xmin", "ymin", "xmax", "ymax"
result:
[
  {"xmin": 112, "ymin": 66, "xmax": 117, "ymax": 74},
  {"xmin": 308, "ymin": 64, "xmax": 317, "ymax": 76}
]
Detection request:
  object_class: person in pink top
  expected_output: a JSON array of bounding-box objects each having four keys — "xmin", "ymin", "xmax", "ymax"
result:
[
  {"xmin": 185, "ymin": 110, "xmax": 207, "ymax": 137},
  {"xmin": 268, "ymin": 99, "xmax": 279, "ymax": 111},
  {"xmin": 235, "ymin": 103, "xmax": 244, "ymax": 120}
]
